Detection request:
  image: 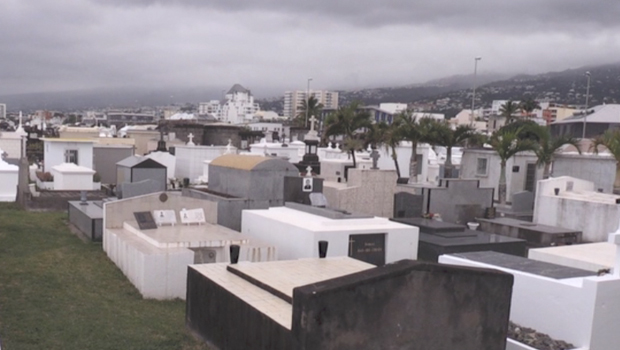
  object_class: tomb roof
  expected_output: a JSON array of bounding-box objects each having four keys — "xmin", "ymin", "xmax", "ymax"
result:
[
  {"xmin": 210, "ymin": 154, "xmax": 297, "ymax": 171},
  {"xmin": 52, "ymin": 162, "xmax": 95, "ymax": 173}
]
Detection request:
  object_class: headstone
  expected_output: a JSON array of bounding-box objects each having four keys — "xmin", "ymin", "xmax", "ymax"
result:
[
  {"xmin": 370, "ymin": 149, "xmax": 380, "ymax": 169},
  {"xmin": 512, "ymin": 191, "xmax": 534, "ymax": 212},
  {"xmin": 153, "ymin": 209, "xmax": 177, "ymax": 226},
  {"xmin": 133, "ymin": 211, "xmax": 158, "ymax": 230},
  {"xmin": 180, "ymin": 208, "xmax": 206, "ymax": 225}
]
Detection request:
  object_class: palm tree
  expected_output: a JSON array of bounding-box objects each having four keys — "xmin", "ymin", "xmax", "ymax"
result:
[
  {"xmin": 520, "ymin": 97, "xmax": 541, "ymax": 118},
  {"xmin": 398, "ymin": 112, "xmax": 435, "ymax": 184},
  {"xmin": 528, "ymin": 124, "xmax": 581, "ymax": 179},
  {"xmin": 499, "ymin": 100, "xmax": 521, "ymax": 124},
  {"xmin": 323, "ymin": 102, "xmax": 372, "ymax": 168},
  {"xmin": 364, "ymin": 121, "xmax": 404, "ymax": 177},
  {"xmin": 427, "ymin": 121, "xmax": 477, "ymax": 178},
  {"xmin": 592, "ymin": 129, "xmax": 620, "ymax": 187},
  {"xmin": 490, "ymin": 126, "xmax": 538, "ymax": 204},
  {"xmin": 295, "ymin": 96, "xmax": 324, "ymax": 128}
]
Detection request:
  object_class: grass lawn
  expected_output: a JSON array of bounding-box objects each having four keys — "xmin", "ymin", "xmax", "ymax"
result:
[{"xmin": 0, "ymin": 204, "xmax": 211, "ymax": 350}]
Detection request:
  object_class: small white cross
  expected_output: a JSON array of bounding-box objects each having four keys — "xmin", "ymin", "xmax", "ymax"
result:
[
  {"xmin": 187, "ymin": 133, "xmax": 195, "ymax": 146},
  {"xmin": 306, "ymin": 166, "xmax": 313, "ymax": 176},
  {"xmin": 309, "ymin": 116, "xmax": 318, "ymax": 131}
]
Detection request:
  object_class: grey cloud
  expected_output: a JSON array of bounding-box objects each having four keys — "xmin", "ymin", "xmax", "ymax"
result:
[{"xmin": 92, "ymin": 0, "xmax": 620, "ymax": 32}]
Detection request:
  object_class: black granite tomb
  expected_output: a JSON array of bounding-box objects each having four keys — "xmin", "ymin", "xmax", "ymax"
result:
[
  {"xmin": 476, "ymin": 217, "xmax": 582, "ymax": 247},
  {"xmin": 392, "ymin": 218, "xmax": 527, "ymax": 262}
]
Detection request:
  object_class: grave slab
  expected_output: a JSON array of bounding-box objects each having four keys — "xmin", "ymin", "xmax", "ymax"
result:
[{"xmin": 477, "ymin": 217, "xmax": 582, "ymax": 247}]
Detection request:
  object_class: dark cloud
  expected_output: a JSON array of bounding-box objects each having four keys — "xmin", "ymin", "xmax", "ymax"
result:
[{"xmin": 0, "ymin": 1, "xmax": 618, "ymax": 99}]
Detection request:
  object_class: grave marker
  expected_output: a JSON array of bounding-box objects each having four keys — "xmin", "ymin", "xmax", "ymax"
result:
[
  {"xmin": 180, "ymin": 208, "xmax": 206, "ymax": 225},
  {"xmin": 133, "ymin": 211, "xmax": 157, "ymax": 230},
  {"xmin": 153, "ymin": 209, "xmax": 177, "ymax": 226}
]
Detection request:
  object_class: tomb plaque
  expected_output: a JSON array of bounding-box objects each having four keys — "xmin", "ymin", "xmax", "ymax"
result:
[
  {"xmin": 153, "ymin": 210, "xmax": 177, "ymax": 226},
  {"xmin": 180, "ymin": 208, "xmax": 206, "ymax": 225},
  {"xmin": 133, "ymin": 211, "xmax": 158, "ymax": 230},
  {"xmin": 348, "ymin": 233, "xmax": 386, "ymax": 266}
]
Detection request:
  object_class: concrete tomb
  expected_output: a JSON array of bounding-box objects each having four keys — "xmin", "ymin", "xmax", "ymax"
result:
[
  {"xmin": 477, "ymin": 217, "xmax": 582, "ymax": 247},
  {"xmin": 118, "ymin": 178, "xmax": 163, "ymax": 199},
  {"xmin": 533, "ymin": 176, "xmax": 620, "ymax": 242},
  {"xmin": 0, "ymin": 158, "xmax": 18, "ymax": 201},
  {"xmin": 440, "ymin": 228, "xmax": 620, "ymax": 350},
  {"xmin": 392, "ymin": 217, "xmax": 526, "ymax": 262},
  {"xmin": 116, "ymin": 156, "xmax": 167, "ymax": 198},
  {"xmin": 68, "ymin": 200, "xmax": 104, "ymax": 241},
  {"xmin": 241, "ymin": 202, "xmax": 419, "ymax": 265},
  {"xmin": 186, "ymin": 257, "xmax": 514, "ymax": 350},
  {"xmin": 103, "ymin": 192, "xmax": 276, "ymax": 299}
]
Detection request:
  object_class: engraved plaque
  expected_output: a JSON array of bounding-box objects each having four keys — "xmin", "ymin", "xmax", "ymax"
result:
[
  {"xmin": 348, "ymin": 233, "xmax": 386, "ymax": 266},
  {"xmin": 133, "ymin": 211, "xmax": 158, "ymax": 230}
]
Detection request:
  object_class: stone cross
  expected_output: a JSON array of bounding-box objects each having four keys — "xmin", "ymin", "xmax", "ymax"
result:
[
  {"xmin": 306, "ymin": 166, "xmax": 313, "ymax": 177},
  {"xmin": 370, "ymin": 149, "xmax": 380, "ymax": 169},
  {"xmin": 225, "ymin": 139, "xmax": 233, "ymax": 154},
  {"xmin": 309, "ymin": 116, "xmax": 318, "ymax": 131},
  {"xmin": 187, "ymin": 133, "xmax": 195, "ymax": 146}
]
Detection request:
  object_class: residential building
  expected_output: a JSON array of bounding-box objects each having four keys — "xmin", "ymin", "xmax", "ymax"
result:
[
  {"xmin": 0, "ymin": 104, "xmax": 6, "ymax": 119},
  {"xmin": 283, "ymin": 90, "xmax": 339, "ymax": 118},
  {"xmin": 379, "ymin": 103, "xmax": 407, "ymax": 114},
  {"xmin": 198, "ymin": 84, "xmax": 260, "ymax": 124},
  {"xmin": 552, "ymin": 104, "xmax": 620, "ymax": 138}
]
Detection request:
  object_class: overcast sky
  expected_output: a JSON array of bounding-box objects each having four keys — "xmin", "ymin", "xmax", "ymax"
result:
[{"xmin": 1, "ymin": 0, "xmax": 619, "ymax": 98}]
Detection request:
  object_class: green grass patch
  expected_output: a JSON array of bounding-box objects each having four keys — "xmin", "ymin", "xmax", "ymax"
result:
[{"xmin": 0, "ymin": 205, "xmax": 211, "ymax": 350}]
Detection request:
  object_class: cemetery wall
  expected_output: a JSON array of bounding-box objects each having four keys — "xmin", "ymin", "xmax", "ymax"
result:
[
  {"xmin": 203, "ymin": 125, "xmax": 242, "ymax": 147},
  {"xmin": 104, "ymin": 192, "xmax": 217, "ymax": 229},
  {"xmin": 440, "ymin": 255, "xmax": 620, "ymax": 350},
  {"xmin": 553, "ymin": 154, "xmax": 616, "ymax": 194},
  {"xmin": 291, "ymin": 260, "xmax": 513, "ymax": 350},
  {"xmin": 175, "ymin": 146, "xmax": 228, "ymax": 182}
]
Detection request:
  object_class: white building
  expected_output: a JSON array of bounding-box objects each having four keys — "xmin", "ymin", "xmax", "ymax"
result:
[
  {"xmin": 0, "ymin": 157, "xmax": 18, "ymax": 201},
  {"xmin": 43, "ymin": 138, "xmax": 95, "ymax": 172},
  {"xmin": 0, "ymin": 103, "xmax": 6, "ymax": 119},
  {"xmin": 198, "ymin": 84, "xmax": 260, "ymax": 124},
  {"xmin": 378, "ymin": 103, "xmax": 408, "ymax": 114},
  {"xmin": 283, "ymin": 90, "xmax": 339, "ymax": 118}
]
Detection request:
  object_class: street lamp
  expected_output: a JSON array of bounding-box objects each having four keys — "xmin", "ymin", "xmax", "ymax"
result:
[
  {"xmin": 470, "ymin": 57, "xmax": 482, "ymax": 126},
  {"xmin": 305, "ymin": 78, "xmax": 313, "ymax": 128},
  {"xmin": 582, "ymin": 71, "xmax": 591, "ymax": 139}
]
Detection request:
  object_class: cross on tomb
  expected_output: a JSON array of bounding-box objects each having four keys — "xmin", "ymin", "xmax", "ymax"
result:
[
  {"xmin": 309, "ymin": 116, "xmax": 318, "ymax": 132},
  {"xmin": 187, "ymin": 133, "xmax": 195, "ymax": 146},
  {"xmin": 306, "ymin": 166, "xmax": 313, "ymax": 177}
]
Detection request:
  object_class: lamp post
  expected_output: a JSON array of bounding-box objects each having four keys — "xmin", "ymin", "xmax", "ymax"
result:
[
  {"xmin": 470, "ymin": 57, "xmax": 482, "ymax": 126},
  {"xmin": 582, "ymin": 71, "xmax": 591, "ymax": 139},
  {"xmin": 305, "ymin": 78, "xmax": 313, "ymax": 128}
]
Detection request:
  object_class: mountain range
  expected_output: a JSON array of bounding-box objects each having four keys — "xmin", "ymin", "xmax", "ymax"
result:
[{"xmin": 2, "ymin": 63, "xmax": 619, "ymax": 113}]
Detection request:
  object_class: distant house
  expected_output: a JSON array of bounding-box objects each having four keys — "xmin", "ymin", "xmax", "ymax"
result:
[{"xmin": 551, "ymin": 104, "xmax": 620, "ymax": 138}]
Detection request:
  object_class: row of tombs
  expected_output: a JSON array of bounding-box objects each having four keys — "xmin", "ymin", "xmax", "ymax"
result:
[{"xmin": 66, "ymin": 154, "xmax": 620, "ymax": 350}]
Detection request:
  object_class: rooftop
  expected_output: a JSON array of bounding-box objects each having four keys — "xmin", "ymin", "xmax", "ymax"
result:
[{"xmin": 553, "ymin": 104, "xmax": 620, "ymax": 124}]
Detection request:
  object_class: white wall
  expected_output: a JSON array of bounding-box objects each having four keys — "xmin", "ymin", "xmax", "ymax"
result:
[
  {"xmin": 440, "ymin": 254, "xmax": 620, "ymax": 350},
  {"xmin": 241, "ymin": 210, "xmax": 418, "ymax": 263},
  {"xmin": 44, "ymin": 141, "xmax": 94, "ymax": 172},
  {"xmin": 0, "ymin": 168, "xmax": 18, "ymax": 201},
  {"xmin": 174, "ymin": 145, "xmax": 231, "ymax": 182},
  {"xmin": 0, "ymin": 137, "xmax": 22, "ymax": 159},
  {"xmin": 534, "ymin": 177, "xmax": 620, "ymax": 242},
  {"xmin": 52, "ymin": 171, "xmax": 94, "ymax": 191}
]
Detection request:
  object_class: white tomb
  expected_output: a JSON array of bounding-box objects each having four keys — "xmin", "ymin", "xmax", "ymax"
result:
[
  {"xmin": 241, "ymin": 204, "xmax": 419, "ymax": 265},
  {"xmin": 175, "ymin": 144, "xmax": 237, "ymax": 183},
  {"xmin": 51, "ymin": 163, "xmax": 97, "ymax": 191},
  {"xmin": 0, "ymin": 158, "xmax": 18, "ymax": 201},
  {"xmin": 103, "ymin": 192, "xmax": 276, "ymax": 299},
  {"xmin": 533, "ymin": 176, "xmax": 620, "ymax": 242},
  {"xmin": 440, "ymin": 222, "xmax": 620, "ymax": 350},
  {"xmin": 144, "ymin": 151, "xmax": 176, "ymax": 180}
]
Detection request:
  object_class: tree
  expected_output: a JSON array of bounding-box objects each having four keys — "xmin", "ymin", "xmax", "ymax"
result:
[
  {"xmin": 592, "ymin": 129, "xmax": 620, "ymax": 187},
  {"xmin": 363, "ymin": 121, "xmax": 404, "ymax": 178},
  {"xmin": 323, "ymin": 102, "xmax": 372, "ymax": 168},
  {"xmin": 397, "ymin": 113, "xmax": 435, "ymax": 184},
  {"xmin": 490, "ymin": 126, "xmax": 538, "ymax": 204},
  {"xmin": 295, "ymin": 96, "xmax": 324, "ymax": 128},
  {"xmin": 528, "ymin": 124, "xmax": 581, "ymax": 179},
  {"xmin": 499, "ymin": 100, "xmax": 521, "ymax": 124},
  {"xmin": 427, "ymin": 121, "xmax": 477, "ymax": 178},
  {"xmin": 519, "ymin": 97, "xmax": 541, "ymax": 118}
]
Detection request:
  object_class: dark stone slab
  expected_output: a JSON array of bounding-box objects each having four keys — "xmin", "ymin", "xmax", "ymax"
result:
[
  {"xmin": 390, "ymin": 217, "xmax": 465, "ymax": 234},
  {"xmin": 477, "ymin": 217, "xmax": 582, "ymax": 247},
  {"xmin": 292, "ymin": 260, "xmax": 513, "ymax": 350},
  {"xmin": 348, "ymin": 233, "xmax": 386, "ymax": 266},
  {"xmin": 133, "ymin": 211, "xmax": 157, "ymax": 230},
  {"xmin": 453, "ymin": 251, "xmax": 596, "ymax": 279}
]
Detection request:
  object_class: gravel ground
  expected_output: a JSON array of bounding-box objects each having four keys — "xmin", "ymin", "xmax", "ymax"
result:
[{"xmin": 508, "ymin": 322, "xmax": 575, "ymax": 350}]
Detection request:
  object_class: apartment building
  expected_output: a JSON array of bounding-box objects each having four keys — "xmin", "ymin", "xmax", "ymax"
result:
[{"xmin": 283, "ymin": 90, "xmax": 339, "ymax": 118}]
